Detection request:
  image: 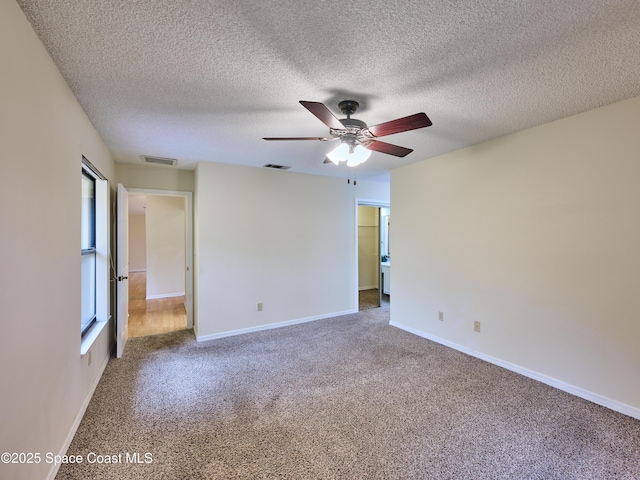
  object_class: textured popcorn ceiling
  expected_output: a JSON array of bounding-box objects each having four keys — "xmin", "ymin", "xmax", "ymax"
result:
[{"xmin": 17, "ymin": 0, "xmax": 640, "ymax": 181}]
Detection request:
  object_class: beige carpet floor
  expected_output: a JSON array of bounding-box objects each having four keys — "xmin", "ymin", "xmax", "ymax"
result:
[{"xmin": 56, "ymin": 306, "xmax": 640, "ymax": 479}]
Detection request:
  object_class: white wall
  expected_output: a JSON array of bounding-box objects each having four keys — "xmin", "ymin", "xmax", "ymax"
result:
[
  {"xmin": 0, "ymin": 2, "xmax": 115, "ymax": 479},
  {"xmin": 116, "ymin": 163, "xmax": 195, "ymax": 192},
  {"xmin": 146, "ymin": 195, "xmax": 186, "ymax": 298},
  {"xmin": 195, "ymin": 162, "xmax": 389, "ymax": 339},
  {"xmin": 358, "ymin": 206, "xmax": 379, "ymax": 290},
  {"xmin": 128, "ymin": 213, "xmax": 147, "ymax": 271},
  {"xmin": 391, "ymin": 95, "xmax": 640, "ymax": 417}
]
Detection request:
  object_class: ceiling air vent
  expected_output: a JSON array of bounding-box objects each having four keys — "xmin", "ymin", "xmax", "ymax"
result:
[
  {"xmin": 140, "ymin": 155, "xmax": 177, "ymax": 167},
  {"xmin": 263, "ymin": 164, "xmax": 291, "ymax": 170}
]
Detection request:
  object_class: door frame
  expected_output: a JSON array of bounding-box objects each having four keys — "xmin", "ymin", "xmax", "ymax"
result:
[
  {"xmin": 124, "ymin": 188, "xmax": 194, "ymax": 330},
  {"xmin": 116, "ymin": 184, "xmax": 129, "ymax": 358},
  {"xmin": 355, "ymin": 198, "xmax": 390, "ymax": 310}
]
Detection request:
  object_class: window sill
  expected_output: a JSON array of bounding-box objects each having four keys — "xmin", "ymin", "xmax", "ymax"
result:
[{"xmin": 81, "ymin": 316, "xmax": 110, "ymax": 356}]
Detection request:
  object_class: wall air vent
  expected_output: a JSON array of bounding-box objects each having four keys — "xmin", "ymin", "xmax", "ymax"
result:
[
  {"xmin": 140, "ymin": 155, "xmax": 177, "ymax": 167},
  {"xmin": 263, "ymin": 164, "xmax": 291, "ymax": 170}
]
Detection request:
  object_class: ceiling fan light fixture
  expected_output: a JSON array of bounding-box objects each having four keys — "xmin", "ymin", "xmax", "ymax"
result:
[
  {"xmin": 348, "ymin": 144, "xmax": 371, "ymax": 166},
  {"xmin": 327, "ymin": 141, "xmax": 371, "ymax": 167},
  {"xmin": 326, "ymin": 142, "xmax": 349, "ymax": 164}
]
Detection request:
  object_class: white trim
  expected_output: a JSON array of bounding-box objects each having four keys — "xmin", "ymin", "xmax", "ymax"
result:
[
  {"xmin": 196, "ymin": 309, "xmax": 357, "ymax": 343},
  {"xmin": 126, "ymin": 188, "xmax": 194, "ymax": 331},
  {"xmin": 46, "ymin": 352, "xmax": 110, "ymax": 480},
  {"xmin": 357, "ymin": 198, "xmax": 391, "ymax": 208},
  {"xmin": 146, "ymin": 292, "xmax": 185, "ymax": 300},
  {"xmin": 389, "ymin": 321, "xmax": 640, "ymax": 421},
  {"xmin": 95, "ymin": 178, "xmax": 109, "ymax": 326},
  {"xmin": 80, "ymin": 319, "xmax": 109, "ymax": 356},
  {"xmin": 128, "ymin": 268, "xmax": 146, "ymax": 273},
  {"xmin": 81, "ymin": 167, "xmax": 110, "ymax": 354}
]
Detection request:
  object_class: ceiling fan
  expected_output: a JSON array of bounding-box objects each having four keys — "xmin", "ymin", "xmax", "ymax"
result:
[{"xmin": 263, "ymin": 100, "xmax": 432, "ymax": 167}]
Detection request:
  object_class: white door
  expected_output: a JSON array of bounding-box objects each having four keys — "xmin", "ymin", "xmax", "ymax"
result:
[{"xmin": 116, "ymin": 183, "xmax": 129, "ymax": 358}]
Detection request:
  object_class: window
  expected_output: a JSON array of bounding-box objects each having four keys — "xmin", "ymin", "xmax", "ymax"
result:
[
  {"xmin": 81, "ymin": 157, "xmax": 109, "ymax": 347},
  {"xmin": 81, "ymin": 170, "xmax": 97, "ymax": 335}
]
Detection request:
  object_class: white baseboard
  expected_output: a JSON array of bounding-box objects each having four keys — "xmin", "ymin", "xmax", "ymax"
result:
[
  {"xmin": 359, "ymin": 285, "xmax": 378, "ymax": 291},
  {"xmin": 46, "ymin": 352, "xmax": 110, "ymax": 480},
  {"xmin": 196, "ymin": 309, "xmax": 358, "ymax": 343},
  {"xmin": 146, "ymin": 292, "xmax": 185, "ymax": 300},
  {"xmin": 389, "ymin": 321, "xmax": 640, "ymax": 421},
  {"xmin": 129, "ymin": 269, "xmax": 146, "ymax": 273}
]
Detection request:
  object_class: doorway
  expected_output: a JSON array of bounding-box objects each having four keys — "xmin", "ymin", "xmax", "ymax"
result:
[
  {"xmin": 127, "ymin": 193, "xmax": 188, "ymax": 337},
  {"xmin": 117, "ymin": 188, "xmax": 193, "ymax": 349},
  {"xmin": 356, "ymin": 201, "xmax": 390, "ymax": 311}
]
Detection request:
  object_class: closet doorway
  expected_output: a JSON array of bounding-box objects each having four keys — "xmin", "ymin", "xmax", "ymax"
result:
[{"xmin": 357, "ymin": 202, "xmax": 390, "ymax": 311}]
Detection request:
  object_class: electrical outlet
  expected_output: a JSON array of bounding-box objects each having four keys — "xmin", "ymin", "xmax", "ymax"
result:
[
  {"xmin": 257, "ymin": 303, "xmax": 263, "ymax": 312},
  {"xmin": 474, "ymin": 321, "xmax": 481, "ymax": 333},
  {"xmin": 438, "ymin": 311, "xmax": 444, "ymax": 321}
]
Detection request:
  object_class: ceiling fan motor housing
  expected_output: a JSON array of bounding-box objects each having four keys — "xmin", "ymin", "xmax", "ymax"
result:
[
  {"xmin": 337, "ymin": 101, "xmax": 370, "ymax": 138},
  {"xmin": 332, "ymin": 117, "xmax": 370, "ymax": 144},
  {"xmin": 338, "ymin": 100, "xmax": 360, "ymax": 116},
  {"xmin": 339, "ymin": 118, "xmax": 367, "ymax": 129}
]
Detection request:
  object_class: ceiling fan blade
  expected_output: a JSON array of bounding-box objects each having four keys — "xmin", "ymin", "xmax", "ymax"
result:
[
  {"xmin": 263, "ymin": 137, "xmax": 332, "ymax": 141},
  {"xmin": 367, "ymin": 112, "xmax": 432, "ymax": 137},
  {"xmin": 299, "ymin": 101, "xmax": 345, "ymax": 130},
  {"xmin": 363, "ymin": 140, "xmax": 413, "ymax": 157}
]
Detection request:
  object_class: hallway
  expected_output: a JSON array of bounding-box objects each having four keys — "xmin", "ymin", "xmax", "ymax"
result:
[{"xmin": 128, "ymin": 271, "xmax": 187, "ymax": 337}]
